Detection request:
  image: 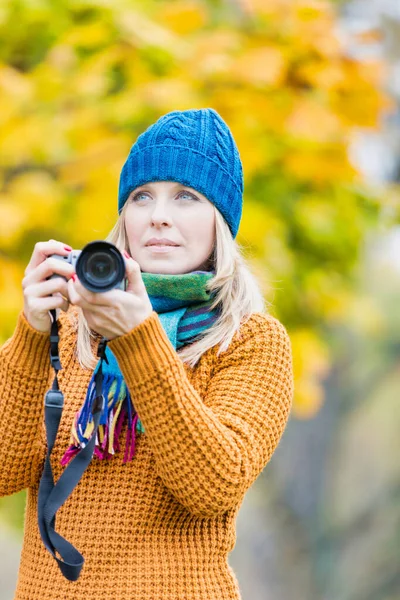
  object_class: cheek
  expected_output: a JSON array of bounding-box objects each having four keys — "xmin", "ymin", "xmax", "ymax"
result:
[
  {"xmin": 187, "ymin": 207, "xmax": 213, "ymax": 232},
  {"xmin": 190, "ymin": 212, "xmax": 215, "ymax": 243},
  {"xmin": 125, "ymin": 213, "xmax": 144, "ymax": 243}
]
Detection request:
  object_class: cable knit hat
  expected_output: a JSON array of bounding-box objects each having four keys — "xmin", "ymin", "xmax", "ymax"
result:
[{"xmin": 118, "ymin": 108, "xmax": 244, "ymax": 239}]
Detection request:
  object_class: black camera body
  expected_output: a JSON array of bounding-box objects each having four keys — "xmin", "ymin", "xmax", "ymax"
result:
[{"xmin": 48, "ymin": 240, "xmax": 127, "ymax": 293}]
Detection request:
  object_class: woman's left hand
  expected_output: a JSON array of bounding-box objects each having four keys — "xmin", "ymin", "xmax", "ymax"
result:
[{"xmin": 67, "ymin": 253, "xmax": 153, "ymax": 340}]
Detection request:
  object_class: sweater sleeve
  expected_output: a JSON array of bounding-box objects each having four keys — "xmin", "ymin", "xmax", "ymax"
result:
[
  {"xmin": 0, "ymin": 310, "xmax": 52, "ymax": 497},
  {"xmin": 107, "ymin": 310, "xmax": 294, "ymax": 518}
]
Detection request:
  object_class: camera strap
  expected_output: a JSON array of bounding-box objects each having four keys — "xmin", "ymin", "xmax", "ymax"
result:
[{"xmin": 37, "ymin": 308, "xmax": 108, "ymax": 581}]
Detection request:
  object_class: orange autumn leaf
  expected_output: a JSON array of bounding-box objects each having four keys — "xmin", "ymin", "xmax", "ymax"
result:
[{"xmin": 231, "ymin": 46, "xmax": 287, "ymax": 87}]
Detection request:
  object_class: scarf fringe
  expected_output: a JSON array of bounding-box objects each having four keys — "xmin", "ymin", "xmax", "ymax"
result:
[{"xmin": 60, "ymin": 372, "xmax": 144, "ymax": 467}]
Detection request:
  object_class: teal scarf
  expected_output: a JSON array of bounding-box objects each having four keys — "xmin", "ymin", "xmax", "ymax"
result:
[{"xmin": 60, "ymin": 270, "xmax": 220, "ymax": 466}]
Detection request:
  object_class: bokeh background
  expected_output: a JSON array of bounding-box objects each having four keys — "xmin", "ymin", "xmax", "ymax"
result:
[{"xmin": 0, "ymin": 1, "xmax": 399, "ymax": 599}]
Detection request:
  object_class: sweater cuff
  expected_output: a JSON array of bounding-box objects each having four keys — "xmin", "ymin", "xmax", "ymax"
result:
[
  {"xmin": 1, "ymin": 310, "xmax": 51, "ymax": 375},
  {"xmin": 107, "ymin": 311, "xmax": 178, "ymax": 381}
]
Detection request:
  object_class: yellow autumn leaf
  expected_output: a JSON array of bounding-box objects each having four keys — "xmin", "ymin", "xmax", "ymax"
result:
[
  {"xmin": 60, "ymin": 21, "xmax": 111, "ymax": 49},
  {"xmin": 290, "ymin": 327, "xmax": 331, "ymax": 418},
  {"xmin": 115, "ymin": 8, "xmax": 189, "ymax": 58},
  {"xmin": 230, "ymin": 126, "xmax": 271, "ymax": 177},
  {"xmin": 263, "ymin": 231, "xmax": 295, "ymax": 277},
  {"xmin": 302, "ymin": 270, "xmax": 355, "ymax": 321},
  {"xmin": 241, "ymin": 0, "xmax": 293, "ymax": 18},
  {"xmin": 0, "ymin": 64, "xmax": 33, "ymax": 103},
  {"xmin": 292, "ymin": 377, "xmax": 324, "ymax": 418},
  {"xmin": 295, "ymin": 60, "xmax": 344, "ymax": 91},
  {"xmin": 46, "ymin": 44, "xmax": 77, "ymax": 72},
  {"xmin": 240, "ymin": 201, "xmax": 295, "ymax": 280},
  {"xmin": 65, "ymin": 112, "xmax": 113, "ymax": 152},
  {"xmin": 294, "ymin": 196, "xmax": 337, "ymax": 236},
  {"xmin": 0, "ymin": 94, "xmax": 17, "ymax": 126},
  {"xmin": 285, "ymin": 98, "xmax": 342, "ymax": 142},
  {"xmin": 241, "ymin": 93, "xmax": 292, "ymax": 131},
  {"xmin": 187, "ymin": 30, "xmax": 240, "ymax": 80},
  {"xmin": 158, "ymin": 0, "xmax": 208, "ymax": 35},
  {"xmin": 232, "ymin": 46, "xmax": 286, "ymax": 87},
  {"xmin": 295, "ymin": 0, "xmax": 336, "ymax": 24},
  {"xmin": 239, "ymin": 201, "xmax": 278, "ymax": 252},
  {"xmin": 7, "ymin": 172, "xmax": 63, "ymax": 230},
  {"xmin": 67, "ymin": 47, "xmax": 126, "ymax": 99},
  {"xmin": 0, "ymin": 258, "xmax": 24, "ymax": 341},
  {"xmin": 322, "ymin": 286, "xmax": 356, "ymax": 324},
  {"xmin": 191, "ymin": 29, "xmax": 241, "ymax": 59},
  {"xmin": 59, "ymin": 134, "xmax": 130, "ymax": 189},
  {"xmin": 357, "ymin": 59, "xmax": 389, "ymax": 88},
  {"xmin": 0, "ymin": 196, "xmax": 26, "ymax": 248},
  {"xmin": 2, "ymin": 113, "xmax": 67, "ymax": 165},
  {"xmin": 284, "ymin": 145, "xmax": 359, "ymax": 184},
  {"xmin": 29, "ymin": 62, "xmax": 64, "ymax": 103},
  {"xmin": 70, "ymin": 168, "xmax": 119, "ymax": 242},
  {"xmin": 344, "ymin": 293, "xmax": 386, "ymax": 335},
  {"xmin": 136, "ymin": 78, "xmax": 199, "ymax": 111}
]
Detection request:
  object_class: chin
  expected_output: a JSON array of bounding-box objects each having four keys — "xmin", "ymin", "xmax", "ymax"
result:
[
  {"xmin": 140, "ymin": 264, "xmax": 182, "ymax": 274},
  {"xmin": 142, "ymin": 263, "xmax": 197, "ymax": 275}
]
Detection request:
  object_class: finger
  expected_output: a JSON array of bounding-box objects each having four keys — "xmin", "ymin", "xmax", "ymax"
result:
[
  {"xmin": 67, "ymin": 276, "xmax": 83, "ymax": 306},
  {"xmin": 25, "ymin": 240, "xmax": 72, "ymax": 276},
  {"xmin": 68, "ymin": 276, "xmax": 103, "ymax": 309},
  {"xmin": 29, "ymin": 258, "xmax": 75, "ymax": 285},
  {"xmin": 70, "ymin": 275, "xmax": 115, "ymax": 306},
  {"xmin": 27, "ymin": 294, "xmax": 66, "ymax": 314},
  {"xmin": 123, "ymin": 253, "xmax": 144, "ymax": 294},
  {"xmin": 25, "ymin": 277, "xmax": 72, "ymax": 300}
]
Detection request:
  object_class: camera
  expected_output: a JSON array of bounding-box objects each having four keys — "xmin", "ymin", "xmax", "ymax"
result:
[{"xmin": 48, "ymin": 240, "xmax": 127, "ymax": 293}]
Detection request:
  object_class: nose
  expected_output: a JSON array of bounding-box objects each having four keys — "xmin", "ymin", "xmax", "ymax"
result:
[{"xmin": 150, "ymin": 201, "xmax": 173, "ymax": 228}]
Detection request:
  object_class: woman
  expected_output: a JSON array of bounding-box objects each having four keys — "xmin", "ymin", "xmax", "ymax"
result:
[{"xmin": 0, "ymin": 108, "xmax": 294, "ymax": 599}]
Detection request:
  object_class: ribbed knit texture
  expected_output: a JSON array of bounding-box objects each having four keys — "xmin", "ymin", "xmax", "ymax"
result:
[
  {"xmin": 0, "ymin": 306, "xmax": 294, "ymax": 600},
  {"xmin": 118, "ymin": 108, "xmax": 244, "ymax": 239}
]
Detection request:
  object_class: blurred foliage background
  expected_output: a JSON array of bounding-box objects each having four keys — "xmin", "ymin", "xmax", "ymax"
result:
[{"xmin": 0, "ymin": 0, "xmax": 399, "ymax": 599}]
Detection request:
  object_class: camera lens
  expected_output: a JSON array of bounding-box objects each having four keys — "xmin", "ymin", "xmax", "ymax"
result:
[
  {"xmin": 87, "ymin": 252, "xmax": 113, "ymax": 280},
  {"xmin": 76, "ymin": 241, "xmax": 125, "ymax": 293}
]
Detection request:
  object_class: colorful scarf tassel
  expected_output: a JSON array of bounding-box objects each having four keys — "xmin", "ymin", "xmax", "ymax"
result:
[{"xmin": 60, "ymin": 372, "xmax": 145, "ymax": 467}]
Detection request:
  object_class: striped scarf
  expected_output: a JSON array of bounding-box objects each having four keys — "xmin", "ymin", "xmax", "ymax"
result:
[{"xmin": 60, "ymin": 270, "xmax": 219, "ymax": 466}]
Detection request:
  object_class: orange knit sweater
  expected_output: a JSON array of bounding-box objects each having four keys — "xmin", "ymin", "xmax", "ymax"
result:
[{"xmin": 0, "ymin": 306, "xmax": 294, "ymax": 600}]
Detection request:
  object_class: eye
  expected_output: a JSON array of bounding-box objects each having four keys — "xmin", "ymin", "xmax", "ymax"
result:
[
  {"xmin": 130, "ymin": 190, "xmax": 199, "ymax": 202},
  {"xmin": 131, "ymin": 192, "xmax": 149, "ymax": 202},
  {"xmin": 177, "ymin": 191, "xmax": 198, "ymax": 201}
]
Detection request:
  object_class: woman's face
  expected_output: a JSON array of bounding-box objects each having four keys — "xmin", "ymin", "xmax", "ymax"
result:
[{"xmin": 124, "ymin": 181, "xmax": 216, "ymax": 274}]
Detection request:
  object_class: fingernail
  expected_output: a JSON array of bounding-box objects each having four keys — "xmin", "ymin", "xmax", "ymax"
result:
[
  {"xmin": 71, "ymin": 274, "xmax": 76, "ymax": 282},
  {"xmin": 64, "ymin": 245, "xmax": 72, "ymax": 251},
  {"xmin": 123, "ymin": 250, "xmax": 130, "ymax": 259}
]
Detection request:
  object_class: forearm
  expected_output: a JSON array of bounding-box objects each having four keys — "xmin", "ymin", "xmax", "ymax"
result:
[{"xmin": 0, "ymin": 311, "xmax": 50, "ymax": 496}]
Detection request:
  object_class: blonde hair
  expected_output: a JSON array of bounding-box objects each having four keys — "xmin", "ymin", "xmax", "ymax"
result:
[{"xmin": 68, "ymin": 202, "xmax": 270, "ymax": 369}]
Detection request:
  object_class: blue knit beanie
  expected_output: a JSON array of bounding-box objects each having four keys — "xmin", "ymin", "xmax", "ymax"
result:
[{"xmin": 118, "ymin": 108, "xmax": 244, "ymax": 239}]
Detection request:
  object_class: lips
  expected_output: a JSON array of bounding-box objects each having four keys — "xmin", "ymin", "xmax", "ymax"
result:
[{"xmin": 145, "ymin": 238, "xmax": 180, "ymax": 246}]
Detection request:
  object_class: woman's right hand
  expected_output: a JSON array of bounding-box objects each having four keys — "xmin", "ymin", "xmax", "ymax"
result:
[{"xmin": 22, "ymin": 239, "xmax": 77, "ymax": 334}]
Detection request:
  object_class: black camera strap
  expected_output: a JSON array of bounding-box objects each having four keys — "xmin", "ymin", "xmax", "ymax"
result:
[{"xmin": 37, "ymin": 308, "xmax": 108, "ymax": 581}]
